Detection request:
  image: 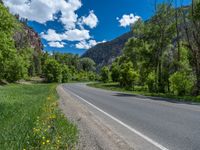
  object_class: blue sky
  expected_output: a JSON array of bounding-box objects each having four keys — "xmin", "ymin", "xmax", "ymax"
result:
[{"xmin": 4, "ymin": 0, "xmax": 191, "ymax": 55}]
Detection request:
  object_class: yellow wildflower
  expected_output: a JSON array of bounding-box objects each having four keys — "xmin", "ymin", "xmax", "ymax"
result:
[
  {"xmin": 50, "ymin": 114, "xmax": 56, "ymax": 119},
  {"xmin": 42, "ymin": 142, "xmax": 45, "ymax": 145},
  {"xmin": 46, "ymin": 140, "xmax": 50, "ymax": 143}
]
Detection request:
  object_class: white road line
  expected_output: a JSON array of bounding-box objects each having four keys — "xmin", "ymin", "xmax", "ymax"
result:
[{"xmin": 65, "ymin": 87, "xmax": 169, "ymax": 150}]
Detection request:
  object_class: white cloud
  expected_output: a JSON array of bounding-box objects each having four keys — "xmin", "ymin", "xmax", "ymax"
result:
[
  {"xmin": 41, "ymin": 29, "xmax": 63, "ymax": 42},
  {"xmin": 117, "ymin": 14, "xmax": 140, "ymax": 27},
  {"xmin": 41, "ymin": 29, "xmax": 91, "ymax": 42},
  {"xmin": 48, "ymin": 41, "xmax": 66, "ymax": 48},
  {"xmin": 3, "ymin": 0, "xmax": 82, "ymax": 29},
  {"xmin": 65, "ymin": 29, "xmax": 91, "ymax": 41},
  {"xmin": 79, "ymin": 10, "xmax": 99, "ymax": 29},
  {"xmin": 76, "ymin": 40, "xmax": 106, "ymax": 49},
  {"xmin": 3, "ymin": 0, "xmax": 101, "ymax": 49}
]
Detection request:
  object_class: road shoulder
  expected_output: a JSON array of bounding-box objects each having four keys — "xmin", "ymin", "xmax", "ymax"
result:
[{"xmin": 57, "ymin": 85, "xmax": 133, "ymax": 150}]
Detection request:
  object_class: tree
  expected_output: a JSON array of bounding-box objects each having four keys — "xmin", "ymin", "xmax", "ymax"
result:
[
  {"xmin": 101, "ymin": 66, "xmax": 110, "ymax": 83},
  {"xmin": 148, "ymin": 3, "xmax": 176, "ymax": 92},
  {"xmin": 0, "ymin": 4, "xmax": 28, "ymax": 82},
  {"xmin": 80, "ymin": 57, "xmax": 96, "ymax": 72},
  {"xmin": 182, "ymin": 0, "xmax": 200, "ymax": 95},
  {"xmin": 43, "ymin": 58, "xmax": 62, "ymax": 83}
]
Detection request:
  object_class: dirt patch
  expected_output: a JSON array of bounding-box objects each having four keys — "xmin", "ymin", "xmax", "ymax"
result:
[{"xmin": 57, "ymin": 85, "xmax": 133, "ymax": 150}]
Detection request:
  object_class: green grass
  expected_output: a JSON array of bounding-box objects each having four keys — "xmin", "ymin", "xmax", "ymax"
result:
[
  {"xmin": 88, "ymin": 82, "xmax": 200, "ymax": 103},
  {"xmin": 0, "ymin": 84, "xmax": 77, "ymax": 150}
]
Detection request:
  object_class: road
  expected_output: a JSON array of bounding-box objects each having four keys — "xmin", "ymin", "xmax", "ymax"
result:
[{"xmin": 63, "ymin": 83, "xmax": 200, "ymax": 150}]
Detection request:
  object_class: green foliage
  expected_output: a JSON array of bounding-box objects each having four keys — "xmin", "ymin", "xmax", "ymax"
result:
[
  {"xmin": 0, "ymin": 4, "xmax": 31, "ymax": 82},
  {"xmin": 119, "ymin": 61, "xmax": 139, "ymax": 89},
  {"xmin": 0, "ymin": 4, "xmax": 16, "ymax": 35},
  {"xmin": 193, "ymin": 1, "xmax": 200, "ymax": 20},
  {"xmin": 110, "ymin": 62, "xmax": 120, "ymax": 82},
  {"xmin": 146, "ymin": 72, "xmax": 157, "ymax": 92},
  {"xmin": 87, "ymin": 71, "xmax": 97, "ymax": 81},
  {"xmin": 173, "ymin": 43, "xmax": 192, "ymax": 72},
  {"xmin": 43, "ymin": 58, "xmax": 62, "ymax": 83},
  {"xmin": 106, "ymin": 2, "xmax": 198, "ymax": 97},
  {"xmin": 101, "ymin": 66, "xmax": 110, "ymax": 83},
  {"xmin": 80, "ymin": 57, "xmax": 96, "ymax": 72},
  {"xmin": 169, "ymin": 71, "xmax": 194, "ymax": 96},
  {"xmin": 62, "ymin": 65, "xmax": 71, "ymax": 83}
]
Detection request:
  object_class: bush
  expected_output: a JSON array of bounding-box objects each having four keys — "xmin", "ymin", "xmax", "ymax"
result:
[
  {"xmin": 88, "ymin": 71, "xmax": 96, "ymax": 81},
  {"xmin": 62, "ymin": 65, "xmax": 71, "ymax": 83},
  {"xmin": 169, "ymin": 71, "xmax": 194, "ymax": 96},
  {"xmin": 119, "ymin": 61, "xmax": 139, "ymax": 89},
  {"xmin": 101, "ymin": 66, "xmax": 110, "ymax": 83},
  {"xmin": 4, "ymin": 55, "xmax": 29, "ymax": 82},
  {"xmin": 43, "ymin": 58, "xmax": 62, "ymax": 83},
  {"xmin": 146, "ymin": 72, "xmax": 157, "ymax": 92},
  {"xmin": 110, "ymin": 63, "xmax": 120, "ymax": 82}
]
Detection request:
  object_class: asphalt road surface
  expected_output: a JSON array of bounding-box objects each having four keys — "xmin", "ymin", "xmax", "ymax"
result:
[{"xmin": 63, "ymin": 83, "xmax": 200, "ymax": 150}]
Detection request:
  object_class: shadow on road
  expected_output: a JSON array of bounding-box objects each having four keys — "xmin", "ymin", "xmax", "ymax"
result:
[{"xmin": 113, "ymin": 93, "xmax": 200, "ymax": 106}]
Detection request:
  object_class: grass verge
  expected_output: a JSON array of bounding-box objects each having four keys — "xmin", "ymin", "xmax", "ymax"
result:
[
  {"xmin": 88, "ymin": 82, "xmax": 200, "ymax": 103},
  {"xmin": 0, "ymin": 84, "xmax": 77, "ymax": 149}
]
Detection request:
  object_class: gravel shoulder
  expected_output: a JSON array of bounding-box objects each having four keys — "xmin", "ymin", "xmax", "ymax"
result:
[{"xmin": 57, "ymin": 85, "xmax": 133, "ymax": 150}]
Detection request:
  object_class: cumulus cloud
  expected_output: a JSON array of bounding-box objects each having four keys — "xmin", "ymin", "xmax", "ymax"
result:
[
  {"xmin": 65, "ymin": 29, "xmax": 90, "ymax": 41},
  {"xmin": 41, "ymin": 29, "xmax": 90, "ymax": 42},
  {"xmin": 79, "ymin": 10, "xmax": 99, "ymax": 29},
  {"xmin": 76, "ymin": 40, "xmax": 106, "ymax": 49},
  {"xmin": 48, "ymin": 41, "xmax": 66, "ymax": 48},
  {"xmin": 117, "ymin": 14, "xmax": 140, "ymax": 27},
  {"xmin": 3, "ymin": 0, "xmax": 82, "ymax": 29},
  {"xmin": 41, "ymin": 29, "xmax": 63, "ymax": 42},
  {"xmin": 3, "ymin": 0, "xmax": 101, "ymax": 49}
]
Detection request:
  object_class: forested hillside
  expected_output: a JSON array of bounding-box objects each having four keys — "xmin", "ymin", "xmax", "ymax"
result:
[{"xmin": 82, "ymin": 31, "xmax": 133, "ymax": 70}]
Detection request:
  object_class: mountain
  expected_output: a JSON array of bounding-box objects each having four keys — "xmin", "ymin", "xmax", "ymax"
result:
[
  {"xmin": 82, "ymin": 31, "xmax": 133, "ymax": 70},
  {"xmin": 14, "ymin": 19, "xmax": 43, "ymax": 53}
]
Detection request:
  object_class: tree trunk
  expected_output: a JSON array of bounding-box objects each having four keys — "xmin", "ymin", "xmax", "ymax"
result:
[
  {"xmin": 158, "ymin": 60, "xmax": 165, "ymax": 93},
  {"xmin": 175, "ymin": 0, "xmax": 180, "ymax": 70}
]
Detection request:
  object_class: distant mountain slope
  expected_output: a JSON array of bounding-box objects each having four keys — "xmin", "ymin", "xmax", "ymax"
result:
[{"xmin": 82, "ymin": 31, "xmax": 133, "ymax": 69}]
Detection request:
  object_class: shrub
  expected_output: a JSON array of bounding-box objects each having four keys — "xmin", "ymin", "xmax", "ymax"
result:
[
  {"xmin": 88, "ymin": 71, "xmax": 96, "ymax": 81},
  {"xmin": 101, "ymin": 66, "xmax": 110, "ymax": 83},
  {"xmin": 119, "ymin": 61, "xmax": 139, "ymax": 89},
  {"xmin": 4, "ymin": 55, "xmax": 29, "ymax": 82},
  {"xmin": 43, "ymin": 58, "xmax": 62, "ymax": 83},
  {"xmin": 169, "ymin": 71, "xmax": 194, "ymax": 96},
  {"xmin": 146, "ymin": 72, "xmax": 157, "ymax": 92},
  {"xmin": 110, "ymin": 63, "xmax": 120, "ymax": 82},
  {"xmin": 62, "ymin": 65, "xmax": 71, "ymax": 83}
]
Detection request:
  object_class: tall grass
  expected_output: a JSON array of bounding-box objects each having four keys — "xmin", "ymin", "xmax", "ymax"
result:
[{"xmin": 0, "ymin": 84, "xmax": 77, "ymax": 149}]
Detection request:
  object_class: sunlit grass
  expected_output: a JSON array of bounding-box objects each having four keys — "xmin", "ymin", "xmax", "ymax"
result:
[{"xmin": 0, "ymin": 84, "xmax": 77, "ymax": 149}]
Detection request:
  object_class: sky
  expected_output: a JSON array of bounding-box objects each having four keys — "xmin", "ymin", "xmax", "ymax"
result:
[{"xmin": 3, "ymin": 0, "xmax": 191, "ymax": 55}]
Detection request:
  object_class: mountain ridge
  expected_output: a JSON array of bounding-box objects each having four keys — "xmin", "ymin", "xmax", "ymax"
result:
[{"xmin": 82, "ymin": 31, "xmax": 133, "ymax": 70}]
